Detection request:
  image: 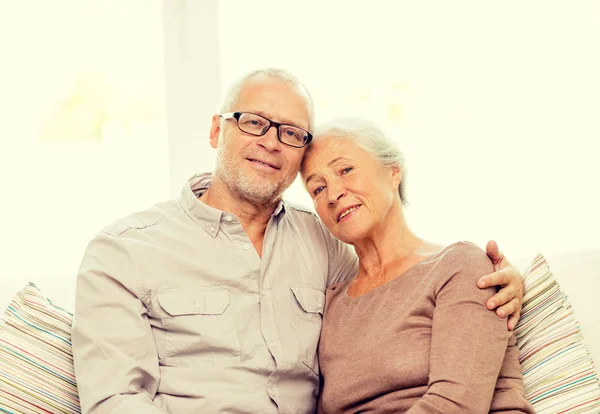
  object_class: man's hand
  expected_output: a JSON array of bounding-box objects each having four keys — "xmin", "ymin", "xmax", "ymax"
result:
[{"xmin": 477, "ymin": 240, "xmax": 524, "ymax": 330}]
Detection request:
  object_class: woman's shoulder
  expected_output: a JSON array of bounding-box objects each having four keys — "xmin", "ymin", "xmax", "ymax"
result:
[
  {"xmin": 442, "ymin": 241, "xmax": 489, "ymax": 261},
  {"xmin": 433, "ymin": 241, "xmax": 495, "ymax": 282}
]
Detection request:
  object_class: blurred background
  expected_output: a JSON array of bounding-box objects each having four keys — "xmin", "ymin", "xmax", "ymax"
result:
[{"xmin": 0, "ymin": 1, "xmax": 598, "ymax": 309}]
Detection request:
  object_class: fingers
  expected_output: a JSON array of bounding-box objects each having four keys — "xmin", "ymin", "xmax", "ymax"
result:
[
  {"xmin": 485, "ymin": 282, "xmax": 516, "ymax": 310},
  {"xmin": 485, "ymin": 240, "xmax": 504, "ymax": 265},
  {"xmin": 478, "ymin": 252, "xmax": 525, "ymax": 330},
  {"xmin": 507, "ymin": 309, "xmax": 521, "ymax": 331},
  {"xmin": 495, "ymin": 297, "xmax": 520, "ymax": 318},
  {"xmin": 477, "ymin": 269, "xmax": 509, "ymax": 289}
]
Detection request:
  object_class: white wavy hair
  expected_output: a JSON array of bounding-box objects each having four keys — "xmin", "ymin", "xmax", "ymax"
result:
[{"xmin": 307, "ymin": 117, "xmax": 408, "ymax": 204}]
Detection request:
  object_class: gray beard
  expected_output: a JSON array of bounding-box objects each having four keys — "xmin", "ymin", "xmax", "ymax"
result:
[{"xmin": 214, "ymin": 148, "xmax": 287, "ymax": 207}]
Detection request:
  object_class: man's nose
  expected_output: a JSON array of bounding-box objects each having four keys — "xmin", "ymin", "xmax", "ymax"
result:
[{"xmin": 256, "ymin": 126, "xmax": 281, "ymax": 152}]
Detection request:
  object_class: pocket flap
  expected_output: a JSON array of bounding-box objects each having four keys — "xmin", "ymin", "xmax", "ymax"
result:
[
  {"xmin": 290, "ymin": 285, "xmax": 325, "ymax": 314},
  {"xmin": 157, "ymin": 288, "xmax": 230, "ymax": 316}
]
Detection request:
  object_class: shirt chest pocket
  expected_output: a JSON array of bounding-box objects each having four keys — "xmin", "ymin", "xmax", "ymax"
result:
[
  {"xmin": 156, "ymin": 287, "xmax": 242, "ymax": 366},
  {"xmin": 289, "ymin": 284, "xmax": 325, "ymax": 376}
]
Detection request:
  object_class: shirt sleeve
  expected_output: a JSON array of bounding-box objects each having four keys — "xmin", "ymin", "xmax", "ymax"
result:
[
  {"xmin": 406, "ymin": 244, "xmax": 512, "ymax": 414},
  {"xmin": 71, "ymin": 232, "xmax": 168, "ymax": 414},
  {"xmin": 322, "ymin": 223, "xmax": 359, "ymax": 287}
]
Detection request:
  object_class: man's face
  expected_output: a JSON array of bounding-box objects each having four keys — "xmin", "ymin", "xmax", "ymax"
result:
[{"xmin": 210, "ymin": 77, "xmax": 311, "ymax": 206}]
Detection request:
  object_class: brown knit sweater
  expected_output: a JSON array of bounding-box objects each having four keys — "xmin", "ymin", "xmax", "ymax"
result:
[{"xmin": 317, "ymin": 242, "xmax": 534, "ymax": 413}]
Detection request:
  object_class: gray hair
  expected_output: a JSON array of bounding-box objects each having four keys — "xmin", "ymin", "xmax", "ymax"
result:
[
  {"xmin": 308, "ymin": 117, "xmax": 408, "ymax": 204},
  {"xmin": 218, "ymin": 68, "xmax": 315, "ymax": 131}
]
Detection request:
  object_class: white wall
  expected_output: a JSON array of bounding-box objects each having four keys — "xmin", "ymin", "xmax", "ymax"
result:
[
  {"xmin": 0, "ymin": 0, "xmax": 223, "ymax": 313},
  {"xmin": 216, "ymin": 0, "xmax": 600, "ymax": 261},
  {"xmin": 163, "ymin": 0, "xmax": 221, "ymax": 197},
  {"xmin": 0, "ymin": 1, "xmax": 170, "ymax": 312},
  {"xmin": 1, "ymin": 1, "xmax": 598, "ymax": 318}
]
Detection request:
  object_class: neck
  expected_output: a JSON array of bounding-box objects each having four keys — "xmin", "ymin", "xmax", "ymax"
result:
[
  {"xmin": 200, "ymin": 176, "xmax": 278, "ymax": 244},
  {"xmin": 352, "ymin": 202, "xmax": 434, "ymax": 284}
]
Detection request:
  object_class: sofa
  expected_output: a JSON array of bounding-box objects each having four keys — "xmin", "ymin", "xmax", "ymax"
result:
[
  {"xmin": 1, "ymin": 248, "xmax": 599, "ymax": 413},
  {"xmin": 512, "ymin": 248, "xmax": 599, "ymax": 367}
]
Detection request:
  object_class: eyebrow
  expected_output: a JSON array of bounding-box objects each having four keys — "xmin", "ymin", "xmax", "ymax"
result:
[
  {"xmin": 327, "ymin": 157, "xmax": 349, "ymax": 167},
  {"xmin": 304, "ymin": 157, "xmax": 350, "ymax": 185},
  {"xmin": 304, "ymin": 173, "xmax": 318, "ymax": 186},
  {"xmin": 247, "ymin": 109, "xmax": 309, "ymax": 130}
]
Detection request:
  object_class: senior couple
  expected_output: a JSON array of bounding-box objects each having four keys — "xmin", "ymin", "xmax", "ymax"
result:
[{"xmin": 72, "ymin": 68, "xmax": 534, "ymax": 413}]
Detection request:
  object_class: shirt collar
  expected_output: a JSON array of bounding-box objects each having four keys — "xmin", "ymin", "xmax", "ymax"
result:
[{"xmin": 180, "ymin": 173, "xmax": 287, "ymax": 237}]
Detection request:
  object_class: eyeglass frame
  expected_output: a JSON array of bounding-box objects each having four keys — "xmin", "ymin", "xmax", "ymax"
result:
[{"xmin": 219, "ymin": 111, "xmax": 313, "ymax": 148}]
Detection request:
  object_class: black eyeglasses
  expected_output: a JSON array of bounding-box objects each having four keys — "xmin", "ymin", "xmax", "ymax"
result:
[{"xmin": 220, "ymin": 112, "xmax": 312, "ymax": 148}]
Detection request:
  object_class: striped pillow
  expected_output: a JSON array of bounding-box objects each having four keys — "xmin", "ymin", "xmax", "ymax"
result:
[
  {"xmin": 515, "ymin": 253, "xmax": 600, "ymax": 413},
  {"xmin": 0, "ymin": 282, "xmax": 80, "ymax": 413}
]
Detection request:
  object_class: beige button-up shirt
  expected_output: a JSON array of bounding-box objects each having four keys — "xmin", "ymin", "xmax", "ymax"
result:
[{"xmin": 72, "ymin": 173, "xmax": 358, "ymax": 414}]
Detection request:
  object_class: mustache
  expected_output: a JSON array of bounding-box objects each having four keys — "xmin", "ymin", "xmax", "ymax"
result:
[{"xmin": 244, "ymin": 151, "xmax": 284, "ymax": 169}]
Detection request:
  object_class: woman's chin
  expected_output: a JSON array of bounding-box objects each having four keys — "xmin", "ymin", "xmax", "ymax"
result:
[{"xmin": 335, "ymin": 229, "xmax": 368, "ymax": 246}]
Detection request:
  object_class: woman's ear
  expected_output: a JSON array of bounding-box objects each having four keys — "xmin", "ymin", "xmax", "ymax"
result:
[
  {"xmin": 209, "ymin": 114, "xmax": 221, "ymax": 149},
  {"xmin": 391, "ymin": 166, "xmax": 402, "ymax": 188}
]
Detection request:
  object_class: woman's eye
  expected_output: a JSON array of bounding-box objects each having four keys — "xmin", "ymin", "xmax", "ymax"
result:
[
  {"xmin": 313, "ymin": 186, "xmax": 325, "ymax": 196},
  {"xmin": 341, "ymin": 167, "xmax": 353, "ymax": 174}
]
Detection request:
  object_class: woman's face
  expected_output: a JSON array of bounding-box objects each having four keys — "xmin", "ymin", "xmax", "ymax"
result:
[{"xmin": 301, "ymin": 136, "xmax": 401, "ymax": 244}]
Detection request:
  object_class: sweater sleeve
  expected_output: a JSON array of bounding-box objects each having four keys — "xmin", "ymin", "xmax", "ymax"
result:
[{"xmin": 406, "ymin": 243, "xmax": 512, "ymax": 414}]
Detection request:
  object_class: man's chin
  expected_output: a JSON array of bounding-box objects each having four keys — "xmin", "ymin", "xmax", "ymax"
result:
[
  {"xmin": 234, "ymin": 181, "xmax": 282, "ymax": 205},
  {"xmin": 217, "ymin": 167, "xmax": 291, "ymax": 206},
  {"xmin": 242, "ymin": 189, "xmax": 282, "ymax": 206}
]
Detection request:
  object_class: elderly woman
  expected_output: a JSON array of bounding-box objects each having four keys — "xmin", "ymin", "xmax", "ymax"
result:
[{"xmin": 301, "ymin": 118, "xmax": 534, "ymax": 413}]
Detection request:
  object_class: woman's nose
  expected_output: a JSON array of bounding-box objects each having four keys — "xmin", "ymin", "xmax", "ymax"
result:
[{"xmin": 328, "ymin": 184, "xmax": 346, "ymax": 205}]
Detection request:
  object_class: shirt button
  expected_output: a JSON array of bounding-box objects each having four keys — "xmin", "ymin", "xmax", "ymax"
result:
[
  {"xmin": 243, "ymin": 243, "xmax": 250, "ymax": 251},
  {"xmin": 224, "ymin": 215, "xmax": 232, "ymax": 222},
  {"xmin": 210, "ymin": 225, "xmax": 215, "ymax": 232}
]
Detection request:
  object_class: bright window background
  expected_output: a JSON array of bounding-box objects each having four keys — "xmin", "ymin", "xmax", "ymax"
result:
[
  {"xmin": 1, "ymin": 1, "xmax": 599, "ymax": 312},
  {"xmin": 218, "ymin": 0, "xmax": 600, "ymax": 260},
  {"xmin": 0, "ymin": 0, "xmax": 168, "ymax": 308}
]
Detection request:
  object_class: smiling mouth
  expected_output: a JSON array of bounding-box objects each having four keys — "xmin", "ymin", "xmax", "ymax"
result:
[
  {"xmin": 338, "ymin": 205, "xmax": 361, "ymax": 222},
  {"xmin": 247, "ymin": 158, "xmax": 280, "ymax": 170}
]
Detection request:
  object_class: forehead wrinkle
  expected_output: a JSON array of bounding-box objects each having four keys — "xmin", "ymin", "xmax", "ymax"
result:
[
  {"xmin": 234, "ymin": 78, "xmax": 311, "ymax": 130},
  {"xmin": 327, "ymin": 156, "xmax": 351, "ymax": 167},
  {"xmin": 303, "ymin": 146, "xmax": 345, "ymax": 182},
  {"xmin": 302, "ymin": 155, "xmax": 323, "ymax": 186},
  {"xmin": 244, "ymin": 109, "xmax": 308, "ymax": 130}
]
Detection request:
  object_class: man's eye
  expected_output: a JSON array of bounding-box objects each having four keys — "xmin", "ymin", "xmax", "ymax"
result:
[
  {"xmin": 282, "ymin": 127, "xmax": 303, "ymax": 142},
  {"xmin": 313, "ymin": 186, "xmax": 325, "ymax": 196},
  {"xmin": 341, "ymin": 167, "xmax": 353, "ymax": 174},
  {"xmin": 248, "ymin": 119, "xmax": 264, "ymax": 126}
]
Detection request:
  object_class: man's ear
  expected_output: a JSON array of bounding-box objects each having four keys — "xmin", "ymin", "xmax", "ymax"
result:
[
  {"xmin": 209, "ymin": 114, "xmax": 221, "ymax": 149},
  {"xmin": 391, "ymin": 166, "xmax": 402, "ymax": 188}
]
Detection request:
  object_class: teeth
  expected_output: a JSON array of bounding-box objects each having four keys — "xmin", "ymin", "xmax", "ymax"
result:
[
  {"xmin": 339, "ymin": 206, "xmax": 359, "ymax": 220},
  {"xmin": 253, "ymin": 160, "xmax": 271, "ymax": 168}
]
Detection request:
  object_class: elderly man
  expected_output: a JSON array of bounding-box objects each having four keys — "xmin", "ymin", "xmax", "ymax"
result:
[{"xmin": 72, "ymin": 68, "xmax": 524, "ymax": 414}]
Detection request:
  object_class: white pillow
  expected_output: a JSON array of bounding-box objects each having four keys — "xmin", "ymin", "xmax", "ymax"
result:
[
  {"xmin": 515, "ymin": 253, "xmax": 600, "ymax": 413},
  {"xmin": 0, "ymin": 282, "xmax": 80, "ymax": 413}
]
